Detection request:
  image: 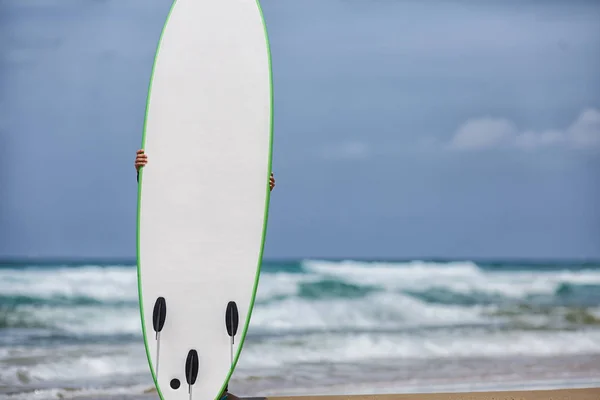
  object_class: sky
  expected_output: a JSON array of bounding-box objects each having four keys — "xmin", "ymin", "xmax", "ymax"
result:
[{"xmin": 1, "ymin": 0, "xmax": 599, "ymax": 260}]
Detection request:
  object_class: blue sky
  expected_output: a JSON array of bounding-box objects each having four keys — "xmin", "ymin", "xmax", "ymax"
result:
[{"xmin": 1, "ymin": 0, "xmax": 599, "ymax": 260}]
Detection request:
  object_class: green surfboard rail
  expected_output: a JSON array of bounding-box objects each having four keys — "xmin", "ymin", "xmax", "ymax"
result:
[{"xmin": 135, "ymin": 0, "xmax": 275, "ymax": 398}]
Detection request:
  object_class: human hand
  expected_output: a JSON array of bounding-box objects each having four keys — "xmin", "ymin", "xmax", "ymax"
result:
[
  {"xmin": 135, "ymin": 149, "xmax": 147, "ymax": 171},
  {"xmin": 270, "ymin": 172, "xmax": 275, "ymax": 191}
]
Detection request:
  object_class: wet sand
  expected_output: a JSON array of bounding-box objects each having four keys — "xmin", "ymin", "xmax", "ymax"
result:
[
  {"xmin": 77, "ymin": 387, "xmax": 600, "ymax": 400},
  {"xmin": 265, "ymin": 387, "xmax": 600, "ymax": 400}
]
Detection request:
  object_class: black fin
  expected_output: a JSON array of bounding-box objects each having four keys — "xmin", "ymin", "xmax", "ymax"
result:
[
  {"xmin": 185, "ymin": 349, "xmax": 199, "ymax": 386},
  {"xmin": 225, "ymin": 301, "xmax": 239, "ymax": 338},
  {"xmin": 152, "ymin": 297, "xmax": 167, "ymax": 333}
]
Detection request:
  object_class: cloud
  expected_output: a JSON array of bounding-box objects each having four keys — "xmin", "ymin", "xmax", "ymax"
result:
[
  {"xmin": 318, "ymin": 140, "xmax": 370, "ymax": 160},
  {"xmin": 448, "ymin": 108, "xmax": 600, "ymax": 151},
  {"xmin": 568, "ymin": 108, "xmax": 600, "ymax": 148},
  {"xmin": 514, "ymin": 129, "xmax": 565, "ymax": 149},
  {"xmin": 450, "ymin": 117, "xmax": 518, "ymax": 150}
]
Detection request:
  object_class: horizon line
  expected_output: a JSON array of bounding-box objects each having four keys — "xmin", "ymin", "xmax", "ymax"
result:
[{"xmin": 0, "ymin": 255, "xmax": 599, "ymax": 266}]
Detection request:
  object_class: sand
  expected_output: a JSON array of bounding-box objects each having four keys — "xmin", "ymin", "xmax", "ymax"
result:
[
  {"xmin": 260, "ymin": 388, "xmax": 600, "ymax": 400},
  {"xmin": 64, "ymin": 387, "xmax": 600, "ymax": 400}
]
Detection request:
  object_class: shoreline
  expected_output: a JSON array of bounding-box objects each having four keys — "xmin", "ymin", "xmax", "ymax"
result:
[{"xmin": 62, "ymin": 387, "xmax": 600, "ymax": 400}]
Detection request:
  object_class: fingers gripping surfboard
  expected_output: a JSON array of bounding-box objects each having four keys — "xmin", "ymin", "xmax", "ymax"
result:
[{"xmin": 136, "ymin": 0, "xmax": 273, "ymax": 398}]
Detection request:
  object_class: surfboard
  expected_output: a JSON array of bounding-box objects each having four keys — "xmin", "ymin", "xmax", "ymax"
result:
[{"xmin": 135, "ymin": 0, "xmax": 273, "ymax": 398}]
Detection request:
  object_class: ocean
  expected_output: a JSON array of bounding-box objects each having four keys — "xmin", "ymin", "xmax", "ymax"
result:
[{"xmin": 1, "ymin": 259, "xmax": 600, "ymax": 399}]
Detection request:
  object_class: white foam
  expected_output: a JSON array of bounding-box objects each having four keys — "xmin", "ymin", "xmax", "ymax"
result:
[
  {"xmin": 0, "ymin": 343, "xmax": 147, "ymax": 387},
  {"xmin": 302, "ymin": 259, "xmax": 600, "ymax": 299},
  {"xmin": 4, "ymin": 261, "xmax": 600, "ymax": 310},
  {"xmin": 255, "ymin": 271, "xmax": 319, "ymax": 302},
  {"xmin": 250, "ymin": 292, "xmax": 486, "ymax": 333},
  {"xmin": 3, "ymin": 305, "xmax": 142, "ymax": 336},
  {"xmin": 3, "ymin": 261, "xmax": 599, "ymax": 336},
  {"xmin": 0, "ymin": 266, "xmax": 137, "ymax": 303},
  {"xmin": 238, "ymin": 329, "xmax": 600, "ymax": 368}
]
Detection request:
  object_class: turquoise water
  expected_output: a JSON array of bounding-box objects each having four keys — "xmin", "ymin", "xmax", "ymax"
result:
[{"xmin": 1, "ymin": 259, "xmax": 600, "ymax": 399}]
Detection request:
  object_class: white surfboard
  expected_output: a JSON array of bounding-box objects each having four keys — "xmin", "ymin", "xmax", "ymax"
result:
[{"xmin": 136, "ymin": 0, "xmax": 273, "ymax": 398}]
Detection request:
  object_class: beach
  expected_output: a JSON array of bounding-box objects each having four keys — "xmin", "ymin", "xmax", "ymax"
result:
[
  {"xmin": 264, "ymin": 388, "xmax": 600, "ymax": 400},
  {"xmin": 1, "ymin": 259, "xmax": 600, "ymax": 399},
  {"xmin": 67, "ymin": 388, "xmax": 600, "ymax": 400}
]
